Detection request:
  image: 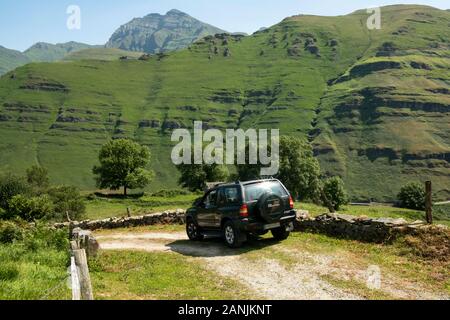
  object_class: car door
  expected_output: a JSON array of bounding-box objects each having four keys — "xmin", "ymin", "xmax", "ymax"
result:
[
  {"xmin": 197, "ymin": 190, "xmax": 218, "ymax": 228},
  {"xmin": 217, "ymin": 186, "xmax": 241, "ymax": 224}
]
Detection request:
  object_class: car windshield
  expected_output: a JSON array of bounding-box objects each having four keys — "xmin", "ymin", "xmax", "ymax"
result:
[{"xmin": 244, "ymin": 181, "xmax": 288, "ymax": 202}]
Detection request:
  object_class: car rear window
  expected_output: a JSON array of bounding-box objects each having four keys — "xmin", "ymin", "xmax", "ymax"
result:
[{"xmin": 244, "ymin": 181, "xmax": 288, "ymax": 202}]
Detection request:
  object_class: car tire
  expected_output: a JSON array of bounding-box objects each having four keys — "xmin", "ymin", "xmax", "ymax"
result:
[
  {"xmin": 271, "ymin": 227, "xmax": 290, "ymax": 240},
  {"xmin": 223, "ymin": 221, "xmax": 244, "ymax": 248},
  {"xmin": 186, "ymin": 219, "xmax": 204, "ymax": 241}
]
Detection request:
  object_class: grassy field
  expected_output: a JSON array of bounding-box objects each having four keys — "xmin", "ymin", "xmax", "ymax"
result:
[
  {"xmin": 0, "ymin": 223, "xmax": 71, "ymax": 300},
  {"xmin": 89, "ymin": 250, "xmax": 253, "ymax": 300},
  {"xmin": 0, "ymin": 5, "xmax": 447, "ymax": 201},
  {"xmin": 91, "ymin": 224, "xmax": 449, "ymax": 299},
  {"xmin": 84, "ymin": 192, "xmax": 200, "ymax": 220}
]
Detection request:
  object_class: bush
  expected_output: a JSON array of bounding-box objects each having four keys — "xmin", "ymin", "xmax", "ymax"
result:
[
  {"xmin": 151, "ymin": 189, "xmax": 191, "ymax": 197},
  {"xmin": 0, "ymin": 173, "xmax": 30, "ymax": 210},
  {"xmin": 322, "ymin": 176, "xmax": 348, "ymax": 212},
  {"xmin": 23, "ymin": 224, "xmax": 68, "ymax": 252},
  {"xmin": 47, "ymin": 185, "xmax": 86, "ymax": 221},
  {"xmin": 7, "ymin": 195, "xmax": 54, "ymax": 222},
  {"xmin": 0, "ymin": 220, "xmax": 24, "ymax": 244},
  {"xmin": 26, "ymin": 165, "xmax": 50, "ymax": 190},
  {"xmin": 398, "ymin": 182, "xmax": 425, "ymax": 210}
]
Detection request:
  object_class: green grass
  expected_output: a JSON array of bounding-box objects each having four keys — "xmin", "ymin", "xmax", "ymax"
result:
[
  {"xmin": 0, "ymin": 5, "xmax": 448, "ymax": 201},
  {"xmin": 89, "ymin": 250, "xmax": 253, "ymax": 300},
  {"xmin": 84, "ymin": 193, "xmax": 199, "ymax": 220},
  {"xmin": 297, "ymin": 202, "xmax": 450, "ymax": 226},
  {"xmin": 64, "ymin": 48, "xmax": 144, "ymax": 61},
  {"xmin": 0, "ymin": 224, "xmax": 71, "ymax": 300}
]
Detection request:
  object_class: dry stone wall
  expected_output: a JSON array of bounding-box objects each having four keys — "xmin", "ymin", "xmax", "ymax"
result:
[
  {"xmin": 294, "ymin": 211, "xmax": 438, "ymax": 243},
  {"xmin": 54, "ymin": 209, "xmax": 186, "ymax": 231}
]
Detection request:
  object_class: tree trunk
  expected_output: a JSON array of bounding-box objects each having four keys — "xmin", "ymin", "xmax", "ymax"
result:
[{"xmin": 124, "ymin": 186, "xmax": 127, "ymax": 196}]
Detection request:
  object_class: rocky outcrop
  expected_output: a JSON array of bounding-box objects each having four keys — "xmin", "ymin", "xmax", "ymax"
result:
[
  {"xmin": 19, "ymin": 81, "xmax": 68, "ymax": 93},
  {"xmin": 162, "ymin": 120, "xmax": 182, "ymax": 130},
  {"xmin": 139, "ymin": 119, "xmax": 160, "ymax": 128}
]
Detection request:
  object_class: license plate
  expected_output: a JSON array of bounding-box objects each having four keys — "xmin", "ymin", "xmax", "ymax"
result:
[{"xmin": 264, "ymin": 223, "xmax": 281, "ymax": 230}]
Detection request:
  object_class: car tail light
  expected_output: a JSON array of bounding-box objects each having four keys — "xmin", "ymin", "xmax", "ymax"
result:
[
  {"xmin": 239, "ymin": 204, "xmax": 249, "ymax": 218},
  {"xmin": 289, "ymin": 196, "xmax": 294, "ymax": 209}
]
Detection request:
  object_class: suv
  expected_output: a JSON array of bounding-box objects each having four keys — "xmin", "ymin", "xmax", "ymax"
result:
[{"xmin": 185, "ymin": 179, "xmax": 296, "ymax": 248}]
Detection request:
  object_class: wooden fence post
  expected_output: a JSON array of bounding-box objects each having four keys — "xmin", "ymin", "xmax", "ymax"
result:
[
  {"xmin": 425, "ymin": 181, "xmax": 433, "ymax": 224},
  {"xmin": 70, "ymin": 257, "xmax": 81, "ymax": 300},
  {"xmin": 73, "ymin": 249, "xmax": 94, "ymax": 300}
]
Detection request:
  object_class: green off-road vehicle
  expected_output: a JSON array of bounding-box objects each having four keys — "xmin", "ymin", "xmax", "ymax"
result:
[{"xmin": 185, "ymin": 179, "xmax": 296, "ymax": 248}]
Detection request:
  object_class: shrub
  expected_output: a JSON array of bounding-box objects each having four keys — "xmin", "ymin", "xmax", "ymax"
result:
[
  {"xmin": 0, "ymin": 173, "xmax": 30, "ymax": 210},
  {"xmin": 23, "ymin": 224, "xmax": 68, "ymax": 252},
  {"xmin": 7, "ymin": 195, "xmax": 54, "ymax": 222},
  {"xmin": 0, "ymin": 263, "xmax": 19, "ymax": 281},
  {"xmin": 47, "ymin": 185, "xmax": 86, "ymax": 221},
  {"xmin": 398, "ymin": 182, "xmax": 425, "ymax": 210},
  {"xmin": 322, "ymin": 176, "xmax": 348, "ymax": 212},
  {"xmin": 26, "ymin": 165, "xmax": 50, "ymax": 190},
  {"xmin": 151, "ymin": 189, "xmax": 191, "ymax": 197},
  {"xmin": 0, "ymin": 220, "xmax": 24, "ymax": 244}
]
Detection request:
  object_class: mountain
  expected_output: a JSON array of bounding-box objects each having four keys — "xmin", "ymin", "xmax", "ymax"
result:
[
  {"xmin": 106, "ymin": 9, "xmax": 227, "ymax": 53},
  {"xmin": 0, "ymin": 42, "xmax": 98, "ymax": 76},
  {"xmin": 0, "ymin": 5, "xmax": 448, "ymax": 200},
  {"xmin": 0, "ymin": 46, "xmax": 30, "ymax": 75},
  {"xmin": 23, "ymin": 41, "xmax": 97, "ymax": 62}
]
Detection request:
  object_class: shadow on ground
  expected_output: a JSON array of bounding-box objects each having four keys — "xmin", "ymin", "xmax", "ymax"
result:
[{"xmin": 167, "ymin": 236, "xmax": 281, "ymax": 258}]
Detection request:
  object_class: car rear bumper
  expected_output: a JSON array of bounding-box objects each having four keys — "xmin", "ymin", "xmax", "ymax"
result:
[{"xmin": 239, "ymin": 210, "xmax": 297, "ymax": 232}]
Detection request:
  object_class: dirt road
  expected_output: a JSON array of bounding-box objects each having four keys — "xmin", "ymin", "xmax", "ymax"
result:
[{"xmin": 95, "ymin": 231, "xmax": 448, "ymax": 300}]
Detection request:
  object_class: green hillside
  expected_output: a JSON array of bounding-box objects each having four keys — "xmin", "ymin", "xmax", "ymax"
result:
[
  {"xmin": 0, "ymin": 46, "xmax": 30, "ymax": 75},
  {"xmin": 64, "ymin": 48, "xmax": 144, "ymax": 61},
  {"xmin": 23, "ymin": 41, "xmax": 96, "ymax": 62},
  {"xmin": 0, "ymin": 5, "xmax": 448, "ymax": 200}
]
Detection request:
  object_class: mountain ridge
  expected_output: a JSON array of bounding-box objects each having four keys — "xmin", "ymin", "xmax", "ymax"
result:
[
  {"xmin": 106, "ymin": 9, "xmax": 227, "ymax": 53},
  {"xmin": 0, "ymin": 5, "xmax": 448, "ymax": 200}
]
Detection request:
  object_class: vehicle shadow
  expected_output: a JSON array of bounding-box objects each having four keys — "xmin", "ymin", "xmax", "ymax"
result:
[{"xmin": 166, "ymin": 235, "xmax": 281, "ymax": 258}]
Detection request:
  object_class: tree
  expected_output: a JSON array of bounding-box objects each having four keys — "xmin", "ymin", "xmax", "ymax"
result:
[
  {"xmin": 26, "ymin": 165, "xmax": 50, "ymax": 190},
  {"xmin": 0, "ymin": 174, "xmax": 30, "ymax": 210},
  {"xmin": 93, "ymin": 139, "xmax": 154, "ymax": 195},
  {"xmin": 398, "ymin": 182, "xmax": 425, "ymax": 210},
  {"xmin": 321, "ymin": 176, "xmax": 348, "ymax": 212},
  {"xmin": 235, "ymin": 142, "xmax": 263, "ymax": 181},
  {"xmin": 47, "ymin": 186, "xmax": 86, "ymax": 221},
  {"xmin": 178, "ymin": 163, "xmax": 229, "ymax": 192},
  {"xmin": 276, "ymin": 136, "xmax": 321, "ymax": 200}
]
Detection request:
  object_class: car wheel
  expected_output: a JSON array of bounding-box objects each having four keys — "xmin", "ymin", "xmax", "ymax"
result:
[
  {"xmin": 271, "ymin": 227, "xmax": 290, "ymax": 240},
  {"xmin": 186, "ymin": 219, "xmax": 204, "ymax": 241},
  {"xmin": 223, "ymin": 221, "xmax": 243, "ymax": 248}
]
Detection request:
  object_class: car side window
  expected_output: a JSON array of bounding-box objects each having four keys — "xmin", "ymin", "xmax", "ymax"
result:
[
  {"xmin": 223, "ymin": 187, "xmax": 240, "ymax": 205},
  {"xmin": 204, "ymin": 190, "xmax": 217, "ymax": 208},
  {"xmin": 217, "ymin": 188, "xmax": 226, "ymax": 207}
]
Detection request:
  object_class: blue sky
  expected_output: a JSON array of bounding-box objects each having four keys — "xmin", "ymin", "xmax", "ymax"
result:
[{"xmin": 0, "ymin": 0, "xmax": 448, "ymax": 52}]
